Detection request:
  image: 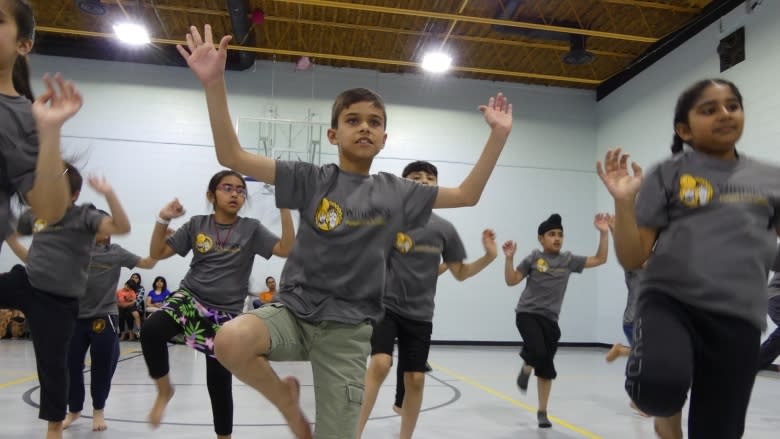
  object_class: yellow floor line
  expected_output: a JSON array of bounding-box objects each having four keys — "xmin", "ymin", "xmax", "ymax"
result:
[
  {"xmin": 0, "ymin": 347, "xmax": 140, "ymax": 389},
  {"xmin": 429, "ymin": 361, "xmax": 602, "ymax": 439}
]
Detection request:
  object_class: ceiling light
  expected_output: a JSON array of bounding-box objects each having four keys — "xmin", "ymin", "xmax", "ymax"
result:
[
  {"xmin": 113, "ymin": 23, "xmax": 151, "ymax": 46},
  {"xmin": 421, "ymin": 52, "xmax": 452, "ymax": 73}
]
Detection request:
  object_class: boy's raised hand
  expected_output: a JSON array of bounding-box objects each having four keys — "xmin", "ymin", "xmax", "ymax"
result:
[
  {"xmin": 479, "ymin": 93, "xmax": 513, "ymax": 136},
  {"xmin": 176, "ymin": 24, "xmax": 233, "ymax": 87}
]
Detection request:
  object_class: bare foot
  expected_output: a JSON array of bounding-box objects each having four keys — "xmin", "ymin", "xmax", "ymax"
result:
[
  {"xmin": 46, "ymin": 421, "xmax": 63, "ymax": 439},
  {"xmin": 93, "ymin": 409, "xmax": 108, "ymax": 431},
  {"xmin": 281, "ymin": 376, "xmax": 313, "ymax": 439},
  {"xmin": 629, "ymin": 400, "xmax": 650, "ymax": 418},
  {"xmin": 654, "ymin": 412, "xmax": 683, "ymax": 439},
  {"xmin": 62, "ymin": 412, "xmax": 80, "ymax": 429},
  {"xmin": 148, "ymin": 380, "xmax": 175, "ymax": 428},
  {"xmin": 392, "ymin": 405, "xmax": 402, "ymax": 415}
]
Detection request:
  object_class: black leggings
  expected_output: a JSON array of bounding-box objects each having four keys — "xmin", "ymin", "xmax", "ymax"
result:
[
  {"xmin": 140, "ymin": 310, "xmax": 234, "ymax": 436},
  {"xmin": 117, "ymin": 306, "xmax": 138, "ymax": 333},
  {"xmin": 68, "ymin": 315, "xmax": 120, "ymax": 412},
  {"xmin": 625, "ymin": 290, "xmax": 759, "ymax": 439},
  {"xmin": 0, "ymin": 265, "xmax": 78, "ymax": 422}
]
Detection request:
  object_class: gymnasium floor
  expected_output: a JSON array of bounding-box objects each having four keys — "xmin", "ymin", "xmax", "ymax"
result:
[{"xmin": 1, "ymin": 342, "xmax": 778, "ymax": 438}]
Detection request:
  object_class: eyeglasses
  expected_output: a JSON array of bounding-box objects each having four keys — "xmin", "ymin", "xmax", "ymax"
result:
[{"xmin": 216, "ymin": 183, "xmax": 247, "ymax": 197}]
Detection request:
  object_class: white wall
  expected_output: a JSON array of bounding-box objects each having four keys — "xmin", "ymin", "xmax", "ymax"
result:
[
  {"xmin": 595, "ymin": 1, "xmax": 780, "ymax": 343},
  {"xmin": 0, "ymin": 53, "xmax": 600, "ymax": 342}
]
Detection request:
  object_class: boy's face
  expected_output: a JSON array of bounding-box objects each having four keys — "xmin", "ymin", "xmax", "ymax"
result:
[
  {"xmin": 327, "ymin": 101, "xmax": 387, "ymax": 164},
  {"xmin": 266, "ymin": 277, "xmax": 276, "ymax": 291},
  {"xmin": 538, "ymin": 229, "xmax": 563, "ymax": 254},
  {"xmin": 405, "ymin": 171, "xmax": 438, "ymax": 187}
]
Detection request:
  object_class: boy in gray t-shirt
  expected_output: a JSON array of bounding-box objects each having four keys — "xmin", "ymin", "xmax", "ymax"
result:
[
  {"xmin": 355, "ymin": 161, "xmax": 498, "ymax": 439},
  {"xmin": 178, "ymin": 24, "xmax": 513, "ymax": 439},
  {"xmin": 0, "ymin": 164, "xmax": 131, "ymax": 431},
  {"xmin": 503, "ymin": 212, "xmax": 609, "ymax": 428}
]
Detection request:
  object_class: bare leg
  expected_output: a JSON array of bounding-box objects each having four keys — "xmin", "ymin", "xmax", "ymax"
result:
[
  {"xmin": 399, "ymin": 372, "xmax": 425, "ymax": 439},
  {"xmin": 214, "ymin": 315, "xmax": 312, "ymax": 439},
  {"xmin": 46, "ymin": 421, "xmax": 63, "ymax": 439},
  {"xmin": 355, "ymin": 354, "xmax": 392, "ymax": 438},
  {"xmin": 654, "ymin": 412, "xmax": 683, "ymax": 439},
  {"xmin": 148, "ymin": 374, "xmax": 175, "ymax": 428},
  {"xmin": 537, "ymin": 378, "xmax": 552, "ymax": 412}
]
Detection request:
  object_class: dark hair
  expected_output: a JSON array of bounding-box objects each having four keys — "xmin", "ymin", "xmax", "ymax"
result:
[
  {"xmin": 402, "ymin": 161, "xmax": 438, "ymax": 178},
  {"xmin": 265, "ymin": 276, "xmax": 275, "ymax": 284},
  {"xmin": 64, "ymin": 162, "xmax": 82, "ymax": 196},
  {"xmin": 207, "ymin": 170, "xmax": 247, "ymax": 208},
  {"xmin": 131, "ymin": 272, "xmax": 142, "ymax": 286},
  {"xmin": 125, "ymin": 279, "xmax": 138, "ymax": 291},
  {"xmin": 9, "ymin": 0, "xmax": 35, "ymax": 102},
  {"xmin": 331, "ymin": 88, "xmax": 387, "ymax": 129},
  {"xmin": 152, "ymin": 276, "xmax": 167, "ymax": 291},
  {"xmin": 671, "ymin": 79, "xmax": 743, "ymax": 154}
]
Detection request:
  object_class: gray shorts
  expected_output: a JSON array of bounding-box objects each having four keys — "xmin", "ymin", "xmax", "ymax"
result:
[{"xmin": 248, "ymin": 304, "xmax": 373, "ymax": 439}]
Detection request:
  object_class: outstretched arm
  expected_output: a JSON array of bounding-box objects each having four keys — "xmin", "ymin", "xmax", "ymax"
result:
[
  {"xmin": 584, "ymin": 214, "xmax": 610, "ymax": 268},
  {"xmin": 447, "ymin": 229, "xmax": 498, "ymax": 281},
  {"xmin": 26, "ymin": 74, "xmax": 83, "ymax": 224},
  {"xmin": 272, "ymin": 209, "xmax": 295, "ymax": 257},
  {"xmin": 596, "ymin": 148, "xmax": 657, "ymax": 270},
  {"xmin": 177, "ymin": 25, "xmax": 276, "ymax": 183},
  {"xmin": 435, "ymin": 94, "xmax": 512, "ymax": 208},
  {"xmin": 502, "ymin": 240, "xmax": 524, "ymax": 286},
  {"xmin": 150, "ymin": 199, "xmax": 186, "ymax": 260}
]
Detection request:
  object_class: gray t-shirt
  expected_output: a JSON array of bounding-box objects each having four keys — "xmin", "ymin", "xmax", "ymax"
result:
[
  {"xmin": 768, "ymin": 272, "xmax": 780, "ymax": 300},
  {"xmin": 623, "ymin": 269, "xmax": 643, "ymax": 324},
  {"xmin": 637, "ymin": 150, "xmax": 780, "ymax": 330},
  {"xmin": 0, "ymin": 94, "xmax": 37, "ymax": 240},
  {"xmin": 514, "ymin": 249, "xmax": 587, "ymax": 321},
  {"xmin": 384, "ymin": 213, "xmax": 467, "ymax": 322},
  {"xmin": 18, "ymin": 204, "xmax": 105, "ymax": 298},
  {"xmin": 167, "ymin": 215, "xmax": 278, "ymax": 314},
  {"xmin": 274, "ymin": 161, "xmax": 438, "ymax": 324},
  {"xmin": 81, "ymin": 243, "xmax": 140, "ymax": 318}
]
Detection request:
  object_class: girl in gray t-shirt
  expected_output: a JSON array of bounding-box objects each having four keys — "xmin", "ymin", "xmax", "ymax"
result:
[
  {"xmin": 598, "ymin": 79, "xmax": 780, "ymax": 439},
  {"xmin": 0, "ymin": 2, "xmax": 83, "ymax": 245},
  {"xmin": 140, "ymin": 170, "xmax": 294, "ymax": 438}
]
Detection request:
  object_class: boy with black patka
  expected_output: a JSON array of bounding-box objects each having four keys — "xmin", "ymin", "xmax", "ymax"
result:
[{"xmin": 503, "ymin": 213, "xmax": 609, "ymax": 428}]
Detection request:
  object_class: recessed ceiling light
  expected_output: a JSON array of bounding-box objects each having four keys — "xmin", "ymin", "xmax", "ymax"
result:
[
  {"xmin": 421, "ymin": 52, "xmax": 452, "ymax": 73},
  {"xmin": 113, "ymin": 23, "xmax": 150, "ymax": 46}
]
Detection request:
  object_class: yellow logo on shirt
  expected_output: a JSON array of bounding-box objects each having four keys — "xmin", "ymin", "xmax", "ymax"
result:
[
  {"xmin": 315, "ymin": 198, "xmax": 343, "ymax": 231},
  {"xmin": 679, "ymin": 174, "xmax": 713, "ymax": 208},
  {"xmin": 536, "ymin": 258, "xmax": 549, "ymax": 273},
  {"xmin": 195, "ymin": 233, "xmax": 215, "ymax": 254},
  {"xmin": 32, "ymin": 219, "xmax": 48, "ymax": 233},
  {"xmin": 395, "ymin": 232, "xmax": 414, "ymax": 254},
  {"xmin": 92, "ymin": 318, "xmax": 106, "ymax": 333}
]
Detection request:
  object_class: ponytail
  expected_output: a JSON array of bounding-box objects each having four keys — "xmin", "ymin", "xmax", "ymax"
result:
[
  {"xmin": 670, "ymin": 134, "xmax": 684, "ymax": 154},
  {"xmin": 12, "ymin": 55, "xmax": 34, "ymax": 102}
]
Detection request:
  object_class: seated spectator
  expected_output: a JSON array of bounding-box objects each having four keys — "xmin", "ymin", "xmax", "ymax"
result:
[
  {"xmin": 146, "ymin": 276, "xmax": 171, "ymax": 314},
  {"xmin": 117, "ymin": 280, "xmax": 141, "ymax": 341},
  {"xmin": 252, "ymin": 276, "xmax": 278, "ymax": 309}
]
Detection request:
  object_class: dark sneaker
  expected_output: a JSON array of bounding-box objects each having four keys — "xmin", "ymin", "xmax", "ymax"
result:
[{"xmin": 537, "ymin": 411, "xmax": 552, "ymax": 428}]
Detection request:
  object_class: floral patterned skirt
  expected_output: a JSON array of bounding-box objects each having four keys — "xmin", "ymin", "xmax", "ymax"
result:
[{"xmin": 160, "ymin": 288, "xmax": 236, "ymax": 357}]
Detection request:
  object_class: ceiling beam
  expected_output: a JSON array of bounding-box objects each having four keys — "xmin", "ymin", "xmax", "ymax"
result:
[
  {"xmin": 268, "ymin": 0, "xmax": 659, "ymax": 43},
  {"xmin": 34, "ymin": 25, "xmax": 602, "ymax": 85},
  {"xmin": 98, "ymin": 2, "xmax": 637, "ymax": 58},
  {"xmin": 600, "ymin": 0, "xmax": 702, "ymax": 14}
]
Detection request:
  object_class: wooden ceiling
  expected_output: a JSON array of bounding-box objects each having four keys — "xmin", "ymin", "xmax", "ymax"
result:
[{"xmin": 32, "ymin": 0, "xmax": 716, "ymax": 89}]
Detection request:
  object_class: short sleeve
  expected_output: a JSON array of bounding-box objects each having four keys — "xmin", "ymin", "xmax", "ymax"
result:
[
  {"xmin": 568, "ymin": 253, "xmax": 588, "ymax": 274},
  {"xmin": 275, "ymin": 161, "xmax": 326, "ymax": 210},
  {"xmin": 83, "ymin": 206, "xmax": 106, "ymax": 234},
  {"xmin": 396, "ymin": 177, "xmax": 438, "ymax": 229},
  {"xmin": 166, "ymin": 218, "xmax": 194, "ymax": 257},
  {"xmin": 635, "ymin": 164, "xmax": 670, "ymax": 229},
  {"xmin": 250, "ymin": 220, "xmax": 279, "ymax": 260},
  {"xmin": 115, "ymin": 244, "xmax": 141, "ymax": 269},
  {"xmin": 441, "ymin": 223, "xmax": 467, "ymax": 263},
  {"xmin": 516, "ymin": 252, "xmax": 535, "ymax": 276}
]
